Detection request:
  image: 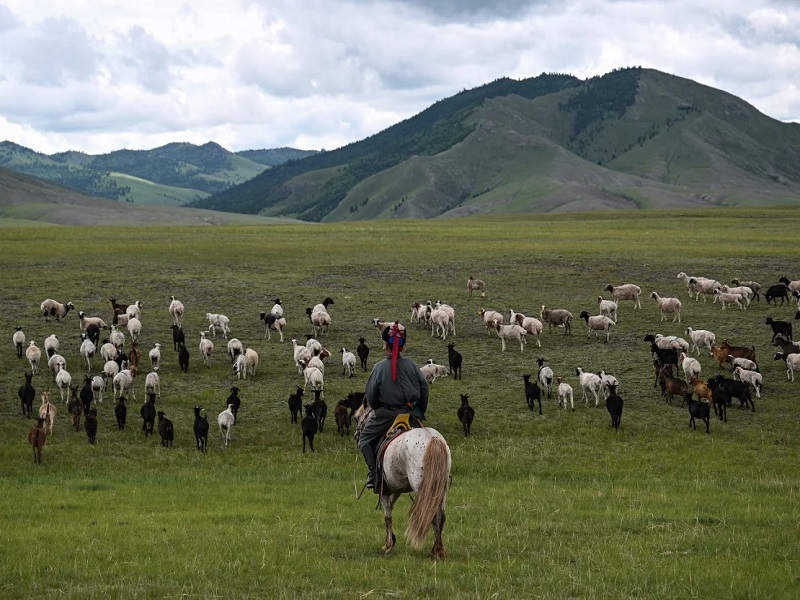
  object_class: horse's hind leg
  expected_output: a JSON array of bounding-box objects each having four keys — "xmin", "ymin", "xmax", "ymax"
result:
[
  {"xmin": 430, "ymin": 504, "xmax": 447, "ymax": 560},
  {"xmin": 381, "ymin": 493, "xmax": 400, "ymax": 553}
]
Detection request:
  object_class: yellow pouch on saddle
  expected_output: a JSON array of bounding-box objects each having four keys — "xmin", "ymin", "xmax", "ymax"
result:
[{"xmin": 385, "ymin": 414, "xmax": 412, "ymax": 438}]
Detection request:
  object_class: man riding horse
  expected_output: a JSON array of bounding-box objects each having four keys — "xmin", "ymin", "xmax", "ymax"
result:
[{"xmin": 358, "ymin": 322, "xmax": 429, "ymax": 492}]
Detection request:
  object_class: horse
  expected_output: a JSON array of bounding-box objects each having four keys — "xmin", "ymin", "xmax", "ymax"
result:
[{"xmin": 354, "ymin": 403, "xmax": 451, "ymax": 560}]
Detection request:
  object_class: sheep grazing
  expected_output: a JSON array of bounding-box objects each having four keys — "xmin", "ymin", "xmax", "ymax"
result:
[
  {"xmin": 731, "ymin": 278, "xmax": 762, "ymax": 302},
  {"xmin": 114, "ymin": 397, "xmax": 127, "ymax": 430},
  {"xmin": 447, "ymin": 343, "xmax": 462, "ymax": 379},
  {"xmin": 199, "ymin": 332, "xmax": 214, "ymax": 368},
  {"xmin": 18, "ymin": 371, "xmax": 35, "ymax": 419},
  {"xmin": 127, "ymin": 317, "xmax": 142, "ymax": 343},
  {"xmin": 334, "ymin": 399, "xmax": 350, "ymax": 436},
  {"xmin": 680, "ymin": 352, "xmax": 702, "ymax": 383},
  {"xmin": 12, "ymin": 326, "xmax": 25, "ymax": 358},
  {"xmin": 56, "ymin": 368, "xmax": 72, "ymax": 404},
  {"xmin": 411, "ymin": 302, "xmax": 429, "ymax": 324},
  {"xmin": 38, "ymin": 391, "xmax": 56, "ymax": 435},
  {"xmin": 288, "ymin": 387, "xmax": 304, "ymax": 424},
  {"xmin": 78, "ymin": 311, "xmax": 107, "ymax": 331},
  {"xmin": 340, "ymin": 347, "xmax": 356, "ymax": 378},
  {"xmin": 687, "ymin": 399, "xmax": 710, "ymax": 433},
  {"xmin": 493, "ymin": 321, "xmax": 527, "ymax": 352},
  {"xmin": 719, "ymin": 284, "xmax": 754, "ymax": 306},
  {"xmin": 292, "ymin": 339, "xmax": 313, "ymax": 374},
  {"xmin": 648, "ymin": 334, "xmax": 690, "ymax": 355},
  {"xmin": 298, "ymin": 359, "xmax": 324, "ymax": 393},
  {"xmin": 306, "ymin": 306, "xmax": 331, "ymax": 337},
  {"xmin": 457, "ymin": 394, "xmax": 475, "ymax": 436},
  {"xmin": 148, "ymin": 343, "xmax": 163, "ymax": 370},
  {"xmin": 126, "ymin": 300, "xmax": 143, "ymax": 320},
  {"xmin": 206, "ymin": 312, "xmax": 231, "ymax": 339},
  {"xmin": 685, "ymin": 327, "xmax": 716, "ymax": 356},
  {"xmin": 429, "ymin": 305, "xmax": 453, "ymax": 339},
  {"xmin": 650, "ymin": 292, "xmax": 682, "ymax": 322},
  {"xmin": 764, "ymin": 283, "xmax": 790, "ymax": 306},
  {"xmin": 145, "ymin": 369, "xmax": 160, "ymax": 399},
  {"xmin": 540, "ymin": 306, "xmax": 573, "ymax": 335},
  {"xmin": 109, "ymin": 325, "xmax": 125, "ymax": 351},
  {"xmin": 112, "ymin": 310, "xmax": 129, "ymax": 327},
  {"xmin": 158, "ymin": 411, "xmax": 174, "ymax": 447},
  {"xmin": 171, "ymin": 325, "xmax": 185, "ymax": 351},
  {"xmin": 169, "ymin": 296, "xmax": 184, "ymax": 328},
  {"xmin": 112, "ymin": 366, "xmax": 137, "ymax": 401},
  {"xmin": 712, "ymin": 289, "xmax": 745, "ymax": 310},
  {"xmin": 604, "ymin": 283, "xmax": 642, "ymax": 309},
  {"xmin": 732, "ymin": 366, "xmax": 763, "ymax": 399},
  {"xmin": 91, "ymin": 375, "xmax": 104, "ymax": 406},
  {"xmin": 605, "ymin": 384, "xmax": 623, "ymax": 430},
  {"xmin": 226, "ymin": 338, "xmax": 244, "ymax": 362},
  {"xmin": 774, "ymin": 352, "xmax": 800, "ymax": 382},
  {"xmin": 765, "ymin": 317, "xmax": 792, "ymax": 342},
  {"xmin": 725, "ymin": 355, "xmax": 759, "ymax": 373},
  {"xmin": 556, "ymin": 377, "xmax": 574, "ymax": 411},
  {"xmin": 420, "ymin": 360, "xmax": 449, "ymax": 384},
  {"xmin": 100, "ymin": 341, "xmax": 117, "ymax": 364},
  {"xmin": 28, "ymin": 417, "xmax": 47, "ymax": 464},
  {"xmin": 140, "ymin": 394, "xmax": 156, "ymax": 437},
  {"xmin": 85, "ymin": 324, "xmax": 101, "ymax": 350},
  {"xmin": 778, "ymin": 276, "xmax": 800, "ymax": 294},
  {"xmin": 478, "ymin": 308, "xmax": 503, "ymax": 333},
  {"xmin": 536, "ymin": 358, "xmax": 553, "ymax": 399},
  {"xmin": 48, "ymin": 353, "xmax": 67, "ymax": 381},
  {"xmin": 194, "ymin": 406, "xmax": 209, "ymax": 452},
  {"xmin": 434, "ymin": 301, "xmax": 456, "ymax": 337},
  {"xmin": 575, "ymin": 367, "xmax": 602, "ymax": 406},
  {"xmin": 509, "ymin": 310, "xmax": 543, "ymax": 348},
  {"xmin": 307, "ymin": 348, "xmax": 331, "ymax": 375},
  {"xmin": 40, "ymin": 299, "xmax": 74, "ymax": 323},
  {"xmin": 357, "ymin": 337, "xmax": 369, "ymax": 371},
  {"xmin": 26, "ymin": 341, "xmax": 42, "ymax": 376},
  {"xmin": 599, "ymin": 371, "xmax": 619, "ymax": 399},
  {"xmin": 521, "ymin": 374, "xmax": 542, "ymax": 414},
  {"xmin": 226, "ymin": 386, "xmax": 242, "ymax": 423},
  {"xmin": 259, "ymin": 311, "xmax": 286, "ymax": 342},
  {"xmin": 301, "ymin": 404, "xmax": 318, "ymax": 453},
  {"xmin": 578, "ymin": 311, "xmax": 615, "ymax": 342},
  {"xmin": 467, "ymin": 276, "xmax": 486, "ymax": 298},
  {"xmin": 178, "ymin": 342, "xmax": 190, "ymax": 373},
  {"xmin": 676, "ymin": 272, "xmax": 721, "ymax": 302},
  {"xmin": 243, "ymin": 348, "xmax": 259, "ymax": 380},
  {"xmin": 597, "ymin": 296, "xmax": 619, "ymax": 322}
]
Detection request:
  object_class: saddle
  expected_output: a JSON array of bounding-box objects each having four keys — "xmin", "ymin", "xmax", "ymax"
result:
[{"xmin": 375, "ymin": 413, "xmax": 422, "ymax": 488}]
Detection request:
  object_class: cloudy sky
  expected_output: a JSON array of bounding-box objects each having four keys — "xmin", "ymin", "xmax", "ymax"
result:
[{"xmin": 0, "ymin": 0, "xmax": 798, "ymax": 155}]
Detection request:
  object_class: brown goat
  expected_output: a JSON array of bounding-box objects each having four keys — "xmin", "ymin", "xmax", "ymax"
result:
[
  {"xmin": 719, "ymin": 339, "xmax": 756, "ymax": 363},
  {"xmin": 28, "ymin": 417, "xmax": 47, "ymax": 464},
  {"xmin": 334, "ymin": 400, "xmax": 350, "ymax": 436},
  {"xmin": 658, "ymin": 367, "xmax": 692, "ymax": 405},
  {"xmin": 690, "ymin": 376, "xmax": 713, "ymax": 404}
]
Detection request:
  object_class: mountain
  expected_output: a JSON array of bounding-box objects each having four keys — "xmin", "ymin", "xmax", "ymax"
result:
[
  {"xmin": 0, "ymin": 141, "xmax": 316, "ymax": 206},
  {"xmin": 189, "ymin": 67, "xmax": 800, "ymax": 221}
]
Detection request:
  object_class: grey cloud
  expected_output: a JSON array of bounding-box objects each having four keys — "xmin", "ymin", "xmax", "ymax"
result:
[
  {"xmin": 0, "ymin": 4, "xmax": 20, "ymax": 32},
  {"xmin": 379, "ymin": 0, "xmax": 548, "ymax": 22},
  {"xmin": 115, "ymin": 25, "xmax": 176, "ymax": 94}
]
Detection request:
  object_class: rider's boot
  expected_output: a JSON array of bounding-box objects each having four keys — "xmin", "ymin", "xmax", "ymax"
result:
[{"xmin": 361, "ymin": 443, "xmax": 379, "ymax": 492}]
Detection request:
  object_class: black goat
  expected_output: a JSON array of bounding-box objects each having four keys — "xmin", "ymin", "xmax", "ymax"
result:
[
  {"xmin": 311, "ymin": 389, "xmax": 327, "ymax": 433},
  {"xmin": 447, "ymin": 343, "xmax": 462, "ymax": 379},
  {"xmin": 226, "ymin": 386, "xmax": 241, "ymax": 424},
  {"xmin": 707, "ymin": 375, "xmax": 755, "ymax": 412},
  {"xmin": 710, "ymin": 385, "xmax": 729, "ymax": 422},
  {"xmin": 109, "ymin": 298, "xmax": 129, "ymax": 314},
  {"xmin": 301, "ymin": 404, "xmax": 318, "ymax": 452},
  {"xmin": 765, "ymin": 283, "xmax": 790, "ymax": 306},
  {"xmin": 18, "ymin": 371, "xmax": 35, "ymax": 419},
  {"xmin": 288, "ymin": 387, "xmax": 304, "ymax": 424},
  {"xmin": 605, "ymin": 384, "xmax": 623, "ymax": 430},
  {"xmin": 194, "ymin": 405, "xmax": 209, "ymax": 452},
  {"xmin": 766, "ymin": 317, "xmax": 792, "ymax": 342},
  {"xmin": 67, "ymin": 385, "xmax": 82, "ymax": 432},
  {"xmin": 357, "ymin": 337, "xmax": 369, "ymax": 371},
  {"xmin": 522, "ymin": 374, "xmax": 542, "ymax": 414},
  {"xmin": 172, "ymin": 325, "xmax": 185, "ymax": 351},
  {"xmin": 115, "ymin": 397, "xmax": 127, "ymax": 430},
  {"xmin": 85, "ymin": 408, "xmax": 98, "ymax": 444},
  {"xmin": 687, "ymin": 400, "xmax": 710, "ymax": 433},
  {"xmin": 646, "ymin": 338, "xmax": 679, "ymax": 371},
  {"xmin": 79, "ymin": 377, "xmax": 93, "ymax": 417},
  {"xmin": 457, "ymin": 393, "xmax": 475, "ymax": 436},
  {"xmin": 178, "ymin": 342, "xmax": 190, "ymax": 373},
  {"xmin": 343, "ymin": 391, "xmax": 365, "ymax": 420},
  {"xmin": 141, "ymin": 393, "xmax": 156, "ymax": 436},
  {"xmin": 157, "ymin": 411, "xmax": 174, "ymax": 447},
  {"xmin": 85, "ymin": 323, "xmax": 101, "ymax": 349}
]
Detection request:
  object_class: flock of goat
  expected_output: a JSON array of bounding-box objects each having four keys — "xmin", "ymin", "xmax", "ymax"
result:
[{"xmin": 12, "ymin": 270, "xmax": 800, "ymax": 463}]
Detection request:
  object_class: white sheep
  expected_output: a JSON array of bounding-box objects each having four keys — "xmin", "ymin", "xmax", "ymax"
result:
[
  {"xmin": 685, "ymin": 327, "xmax": 716, "ymax": 356},
  {"xmin": 48, "ymin": 353, "xmax": 67, "ymax": 380},
  {"xmin": 467, "ymin": 276, "xmax": 486, "ymax": 298},
  {"xmin": 147, "ymin": 343, "xmax": 162, "ymax": 370},
  {"xmin": 127, "ymin": 317, "xmax": 142, "ymax": 343},
  {"xmin": 260, "ymin": 312, "xmax": 286, "ymax": 342},
  {"xmin": 726, "ymin": 356, "xmax": 759, "ymax": 372},
  {"xmin": 169, "ymin": 296, "xmax": 184, "ymax": 328},
  {"xmin": 298, "ymin": 359, "xmax": 324, "ymax": 393},
  {"xmin": 434, "ymin": 302, "xmax": 456, "ymax": 336},
  {"xmin": 103, "ymin": 359, "xmax": 120, "ymax": 384},
  {"xmin": 227, "ymin": 338, "xmax": 244, "ymax": 362},
  {"xmin": 429, "ymin": 307, "xmax": 452, "ymax": 339},
  {"xmin": 478, "ymin": 308, "xmax": 503, "ymax": 333},
  {"xmin": 292, "ymin": 339, "xmax": 313, "ymax": 374},
  {"xmin": 78, "ymin": 311, "xmax": 107, "ymax": 331},
  {"xmin": 113, "ymin": 311, "xmax": 130, "ymax": 327},
  {"xmin": 25, "ymin": 341, "xmax": 42, "ymax": 375},
  {"xmin": 243, "ymin": 348, "xmax": 259, "ymax": 379},
  {"xmin": 597, "ymin": 297, "xmax": 619, "ymax": 322},
  {"xmin": 233, "ymin": 354, "xmax": 246, "ymax": 379},
  {"xmin": 112, "ymin": 366, "xmax": 137, "ymax": 400},
  {"xmin": 12, "ymin": 326, "xmax": 25, "ymax": 358},
  {"xmin": 307, "ymin": 348, "xmax": 331, "ymax": 375},
  {"xmin": 509, "ymin": 310, "xmax": 543, "ymax": 348},
  {"xmin": 420, "ymin": 360, "xmax": 449, "ymax": 383},
  {"xmin": 199, "ymin": 332, "xmax": 214, "ymax": 367},
  {"xmin": 603, "ymin": 284, "xmax": 642, "ymax": 309},
  {"xmin": 536, "ymin": 358, "xmax": 554, "ymax": 398},
  {"xmin": 578, "ymin": 311, "xmax": 615, "ymax": 342},
  {"xmin": 410, "ymin": 302, "xmax": 429, "ymax": 325},
  {"xmin": 91, "ymin": 375, "xmax": 105, "ymax": 404},
  {"xmin": 719, "ymin": 285, "xmax": 754, "ymax": 306},
  {"xmin": 305, "ymin": 337, "xmax": 323, "ymax": 354},
  {"xmin": 679, "ymin": 352, "xmax": 702, "ymax": 383},
  {"xmin": 55, "ymin": 368, "xmax": 72, "ymax": 403},
  {"xmin": 730, "ymin": 279, "xmax": 762, "ymax": 302},
  {"xmin": 676, "ymin": 272, "xmax": 721, "ymax": 302},
  {"xmin": 599, "ymin": 370, "xmax": 619, "ymax": 399},
  {"xmin": 270, "ymin": 298, "xmax": 284, "ymax": 318},
  {"xmin": 341, "ymin": 347, "xmax": 356, "ymax": 377},
  {"xmin": 653, "ymin": 334, "xmax": 690, "ymax": 355},
  {"xmin": 125, "ymin": 300, "xmax": 142, "ymax": 320},
  {"xmin": 206, "ymin": 313, "xmax": 231, "ymax": 339},
  {"xmin": 307, "ymin": 308, "xmax": 331, "ymax": 337},
  {"xmin": 145, "ymin": 368, "xmax": 161, "ymax": 398},
  {"xmin": 40, "ymin": 299, "xmax": 75, "ymax": 323},
  {"xmin": 109, "ymin": 325, "xmax": 125, "ymax": 351},
  {"xmin": 650, "ymin": 292, "xmax": 682, "ymax": 322},
  {"xmin": 218, "ymin": 405, "xmax": 236, "ymax": 447},
  {"xmin": 576, "ymin": 367, "xmax": 602, "ymax": 406},
  {"xmin": 493, "ymin": 321, "xmax": 527, "ymax": 352},
  {"xmin": 712, "ymin": 289, "xmax": 745, "ymax": 310},
  {"xmin": 775, "ymin": 352, "xmax": 800, "ymax": 382},
  {"xmin": 79, "ymin": 334, "xmax": 96, "ymax": 370},
  {"xmin": 733, "ymin": 366, "xmax": 763, "ymax": 399},
  {"xmin": 44, "ymin": 334, "xmax": 59, "ymax": 358},
  {"xmin": 556, "ymin": 376, "xmax": 574, "ymax": 411}
]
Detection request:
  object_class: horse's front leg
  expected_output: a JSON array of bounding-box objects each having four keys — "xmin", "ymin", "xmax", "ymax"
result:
[
  {"xmin": 430, "ymin": 503, "xmax": 447, "ymax": 560},
  {"xmin": 381, "ymin": 492, "xmax": 401, "ymax": 553}
]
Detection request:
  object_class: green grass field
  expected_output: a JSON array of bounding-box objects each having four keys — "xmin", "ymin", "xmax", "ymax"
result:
[{"xmin": 1, "ymin": 207, "xmax": 799, "ymax": 599}]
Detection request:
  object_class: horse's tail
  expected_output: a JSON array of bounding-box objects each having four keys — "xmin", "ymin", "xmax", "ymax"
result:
[{"xmin": 405, "ymin": 437, "xmax": 450, "ymax": 550}]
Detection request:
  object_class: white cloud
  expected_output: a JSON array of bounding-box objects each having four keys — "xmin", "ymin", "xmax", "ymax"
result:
[{"xmin": 0, "ymin": 0, "xmax": 797, "ymax": 154}]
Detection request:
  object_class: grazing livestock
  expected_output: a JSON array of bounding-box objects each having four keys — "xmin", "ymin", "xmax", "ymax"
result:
[
  {"xmin": 301, "ymin": 404, "xmax": 318, "ymax": 452},
  {"xmin": 522, "ymin": 374, "xmax": 542, "ymax": 414},
  {"xmin": 81, "ymin": 377, "xmax": 94, "ymax": 414},
  {"xmin": 158, "ymin": 412, "xmax": 174, "ymax": 447},
  {"xmin": 172, "ymin": 325, "xmax": 185, "ymax": 351},
  {"xmin": 720, "ymin": 339, "xmax": 756, "ymax": 363},
  {"xmin": 85, "ymin": 409, "xmax": 98, "ymax": 444},
  {"xmin": 774, "ymin": 352, "xmax": 800, "ymax": 382},
  {"xmin": 731, "ymin": 278, "xmax": 762, "ymax": 301},
  {"xmin": 712, "ymin": 288, "xmax": 745, "ymax": 310},
  {"xmin": 149, "ymin": 343, "xmax": 163, "ymax": 370},
  {"xmin": 540, "ymin": 306, "xmax": 572, "ymax": 335},
  {"xmin": 169, "ymin": 296, "xmax": 184, "ymax": 327},
  {"xmin": 709, "ymin": 383, "xmax": 729, "ymax": 422},
  {"xmin": 676, "ymin": 272, "xmax": 721, "ymax": 302},
  {"xmin": 44, "ymin": 334, "xmax": 59, "ymax": 358},
  {"xmin": 576, "ymin": 367, "xmax": 602, "ymax": 406},
  {"xmin": 55, "ymin": 368, "xmax": 72, "ymax": 404},
  {"xmin": 113, "ymin": 366, "xmax": 137, "ymax": 401},
  {"xmin": 680, "ymin": 352, "xmax": 702, "ymax": 383},
  {"xmin": 13, "ymin": 326, "xmax": 25, "ymax": 358},
  {"xmin": 467, "ymin": 276, "xmax": 486, "ymax": 298},
  {"xmin": 288, "ymin": 387, "xmax": 304, "ymax": 424},
  {"xmin": 67, "ymin": 385, "xmax": 82, "ymax": 431},
  {"xmin": 194, "ymin": 406, "xmax": 209, "ymax": 452},
  {"xmin": 657, "ymin": 367, "xmax": 692, "ymax": 405},
  {"xmin": 25, "ymin": 341, "xmax": 41, "ymax": 376},
  {"xmin": 357, "ymin": 337, "xmax": 369, "ymax": 371},
  {"xmin": 420, "ymin": 360, "xmax": 449, "ymax": 384},
  {"xmin": 28, "ymin": 418, "xmax": 47, "ymax": 464},
  {"xmin": 687, "ymin": 400, "xmax": 710, "ymax": 433},
  {"xmin": 114, "ymin": 397, "xmax": 127, "ymax": 430},
  {"xmin": 536, "ymin": 358, "xmax": 553, "ymax": 399},
  {"xmin": 478, "ymin": 308, "xmax": 503, "ymax": 333},
  {"xmin": 509, "ymin": 310, "xmax": 543, "ymax": 347},
  {"xmin": 605, "ymin": 384, "xmax": 623, "ymax": 430},
  {"xmin": 199, "ymin": 332, "xmax": 214, "ymax": 367},
  {"xmin": 578, "ymin": 311, "xmax": 615, "ymax": 342},
  {"xmin": 109, "ymin": 326, "xmax": 125, "ymax": 352},
  {"xmin": 341, "ymin": 347, "xmax": 356, "ymax": 378},
  {"xmin": 556, "ymin": 377, "xmax": 574, "ymax": 411},
  {"xmin": 178, "ymin": 342, "xmax": 190, "ymax": 373},
  {"xmin": 126, "ymin": 317, "xmax": 142, "ymax": 343},
  {"xmin": 685, "ymin": 327, "xmax": 716, "ymax": 356},
  {"xmin": 141, "ymin": 394, "xmax": 156, "ymax": 437},
  {"xmin": 493, "ymin": 321, "xmax": 527, "ymax": 352},
  {"xmin": 597, "ymin": 297, "xmax": 619, "ymax": 322},
  {"xmin": 206, "ymin": 312, "xmax": 231, "ymax": 339},
  {"xmin": 765, "ymin": 317, "xmax": 792, "ymax": 342},
  {"xmin": 334, "ymin": 400, "xmax": 350, "ymax": 436},
  {"xmin": 78, "ymin": 311, "xmax": 107, "ymax": 332},
  {"xmin": 690, "ymin": 376, "xmax": 714, "ymax": 405},
  {"xmin": 226, "ymin": 386, "xmax": 242, "ymax": 423},
  {"xmin": 311, "ymin": 388, "xmax": 327, "ymax": 433},
  {"xmin": 306, "ymin": 306, "xmax": 331, "ymax": 337},
  {"xmin": 778, "ymin": 277, "xmax": 800, "ymax": 294},
  {"xmin": 725, "ymin": 355, "xmax": 759, "ymax": 373},
  {"xmin": 40, "ymin": 299, "xmax": 74, "ymax": 323},
  {"xmin": 707, "ymin": 375, "xmax": 755, "ymax": 411},
  {"xmin": 765, "ymin": 283, "xmax": 790, "ymax": 306},
  {"xmin": 732, "ymin": 366, "xmax": 763, "ymax": 399},
  {"xmin": 260, "ymin": 311, "xmax": 287, "ymax": 342},
  {"xmin": 38, "ymin": 391, "xmax": 56, "ymax": 435},
  {"xmin": 447, "ymin": 343, "xmax": 462, "ymax": 379},
  {"xmin": 646, "ymin": 339, "xmax": 679, "ymax": 371},
  {"xmin": 125, "ymin": 300, "xmax": 142, "ymax": 320},
  {"xmin": 771, "ymin": 334, "xmax": 800, "ymax": 357},
  {"xmin": 18, "ymin": 371, "xmax": 35, "ymax": 419},
  {"xmin": 604, "ymin": 283, "xmax": 642, "ymax": 308},
  {"xmin": 457, "ymin": 394, "xmax": 475, "ymax": 436},
  {"xmin": 650, "ymin": 292, "xmax": 682, "ymax": 322}
]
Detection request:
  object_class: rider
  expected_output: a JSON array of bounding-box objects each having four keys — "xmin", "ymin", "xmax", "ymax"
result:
[{"xmin": 358, "ymin": 321, "xmax": 429, "ymax": 492}]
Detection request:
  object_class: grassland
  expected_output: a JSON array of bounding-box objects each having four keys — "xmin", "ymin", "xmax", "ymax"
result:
[{"xmin": 1, "ymin": 207, "xmax": 799, "ymax": 599}]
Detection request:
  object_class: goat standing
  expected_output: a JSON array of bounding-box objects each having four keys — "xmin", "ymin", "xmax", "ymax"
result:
[
  {"xmin": 457, "ymin": 394, "xmax": 475, "ymax": 436},
  {"xmin": 194, "ymin": 406, "xmax": 209, "ymax": 452},
  {"xmin": 301, "ymin": 404, "xmax": 318, "ymax": 452},
  {"xmin": 447, "ymin": 343, "xmax": 462, "ymax": 379},
  {"xmin": 522, "ymin": 374, "xmax": 542, "ymax": 415},
  {"xmin": 28, "ymin": 418, "xmax": 47, "ymax": 464}
]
